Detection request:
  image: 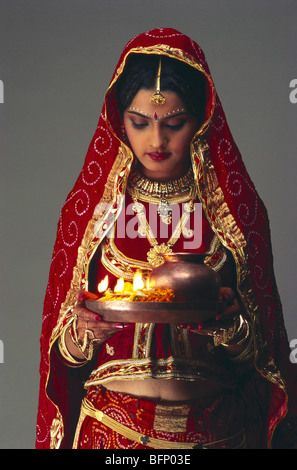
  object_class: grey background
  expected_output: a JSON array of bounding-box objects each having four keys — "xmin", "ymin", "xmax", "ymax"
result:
[{"xmin": 0, "ymin": 0, "xmax": 296, "ymax": 449}]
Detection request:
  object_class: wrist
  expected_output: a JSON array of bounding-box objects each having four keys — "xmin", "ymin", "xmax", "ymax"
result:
[
  {"xmin": 58, "ymin": 320, "xmax": 88, "ymax": 366},
  {"xmin": 221, "ymin": 315, "xmax": 249, "ymax": 347}
]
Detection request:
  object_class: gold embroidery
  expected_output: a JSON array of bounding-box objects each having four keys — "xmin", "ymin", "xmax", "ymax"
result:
[
  {"xmin": 132, "ymin": 323, "xmax": 155, "ymax": 359},
  {"xmin": 50, "ymin": 412, "xmax": 64, "ymax": 449},
  {"xmin": 53, "ymin": 144, "xmax": 133, "ymax": 330},
  {"xmin": 106, "ymin": 343, "xmax": 115, "ymax": 356},
  {"xmin": 154, "ymin": 403, "xmax": 190, "ymax": 433},
  {"xmin": 84, "ymin": 356, "xmax": 235, "ymax": 388},
  {"xmin": 192, "ymin": 139, "xmax": 286, "ymax": 390},
  {"xmin": 101, "ymin": 220, "xmax": 227, "ymax": 283},
  {"xmin": 101, "ymin": 225, "xmax": 152, "ymax": 281}
]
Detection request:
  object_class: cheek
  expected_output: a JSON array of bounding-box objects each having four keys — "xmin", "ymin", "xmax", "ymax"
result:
[
  {"xmin": 174, "ymin": 133, "xmax": 192, "ymax": 154},
  {"xmin": 125, "ymin": 130, "xmax": 143, "ymax": 155}
]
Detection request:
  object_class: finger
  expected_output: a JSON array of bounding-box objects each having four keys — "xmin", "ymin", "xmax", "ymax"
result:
[
  {"xmin": 78, "ymin": 320, "xmax": 129, "ymax": 332},
  {"xmin": 216, "ymin": 299, "xmax": 241, "ymax": 320},
  {"xmin": 74, "ymin": 306, "xmax": 102, "ymax": 322},
  {"xmin": 86, "ymin": 323, "xmax": 130, "ymax": 343},
  {"xmin": 219, "ymin": 287, "xmax": 235, "ymax": 302},
  {"xmin": 77, "ymin": 290, "xmax": 99, "ymax": 302}
]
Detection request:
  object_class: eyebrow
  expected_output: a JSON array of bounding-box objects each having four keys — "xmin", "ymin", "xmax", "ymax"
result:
[{"xmin": 126, "ymin": 110, "xmax": 188, "ymax": 120}]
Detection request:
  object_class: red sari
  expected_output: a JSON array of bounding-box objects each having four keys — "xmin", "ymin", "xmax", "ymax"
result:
[{"xmin": 36, "ymin": 28, "xmax": 297, "ymax": 449}]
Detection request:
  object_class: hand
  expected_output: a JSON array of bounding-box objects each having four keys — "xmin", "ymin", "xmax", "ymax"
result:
[
  {"xmin": 183, "ymin": 287, "xmax": 242, "ymax": 342},
  {"xmin": 66, "ymin": 291, "xmax": 129, "ymax": 359},
  {"xmin": 73, "ymin": 298, "xmax": 128, "ymax": 344}
]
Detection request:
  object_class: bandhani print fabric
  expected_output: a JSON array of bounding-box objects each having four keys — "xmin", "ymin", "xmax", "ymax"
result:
[{"xmin": 36, "ymin": 28, "xmax": 297, "ymax": 449}]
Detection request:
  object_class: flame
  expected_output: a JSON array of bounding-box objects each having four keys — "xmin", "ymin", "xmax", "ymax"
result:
[
  {"xmin": 114, "ymin": 277, "xmax": 124, "ymax": 292},
  {"xmin": 98, "ymin": 275, "xmax": 108, "ymax": 293},
  {"xmin": 133, "ymin": 271, "xmax": 144, "ymax": 291}
]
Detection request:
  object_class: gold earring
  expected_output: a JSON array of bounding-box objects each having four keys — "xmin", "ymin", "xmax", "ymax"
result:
[{"xmin": 121, "ymin": 123, "xmax": 128, "ymax": 143}]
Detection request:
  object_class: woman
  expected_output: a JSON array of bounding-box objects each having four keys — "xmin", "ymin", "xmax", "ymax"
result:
[{"xmin": 36, "ymin": 28, "xmax": 297, "ymax": 449}]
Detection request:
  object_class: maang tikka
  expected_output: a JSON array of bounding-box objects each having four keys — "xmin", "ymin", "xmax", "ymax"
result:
[{"xmin": 150, "ymin": 57, "xmax": 166, "ymax": 105}]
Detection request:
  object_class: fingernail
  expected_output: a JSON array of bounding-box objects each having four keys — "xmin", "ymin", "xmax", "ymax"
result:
[{"xmin": 96, "ymin": 316, "xmax": 102, "ymax": 321}]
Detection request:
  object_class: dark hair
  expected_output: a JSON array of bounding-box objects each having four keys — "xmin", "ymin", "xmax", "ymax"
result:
[{"xmin": 116, "ymin": 54, "xmax": 206, "ymax": 124}]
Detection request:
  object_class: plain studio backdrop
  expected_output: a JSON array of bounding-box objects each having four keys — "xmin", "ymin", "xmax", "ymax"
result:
[{"xmin": 0, "ymin": 0, "xmax": 296, "ymax": 449}]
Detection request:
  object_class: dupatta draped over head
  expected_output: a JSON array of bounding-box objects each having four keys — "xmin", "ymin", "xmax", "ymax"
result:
[{"xmin": 36, "ymin": 28, "xmax": 297, "ymax": 449}]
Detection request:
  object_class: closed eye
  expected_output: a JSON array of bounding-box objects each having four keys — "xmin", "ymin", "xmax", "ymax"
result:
[
  {"xmin": 131, "ymin": 121, "xmax": 148, "ymax": 129},
  {"xmin": 165, "ymin": 121, "xmax": 185, "ymax": 130}
]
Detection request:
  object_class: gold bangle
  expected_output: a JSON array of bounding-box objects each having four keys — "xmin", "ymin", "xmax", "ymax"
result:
[
  {"xmin": 69, "ymin": 314, "xmax": 98, "ymax": 361},
  {"xmin": 230, "ymin": 333, "xmax": 254, "ymax": 363},
  {"xmin": 58, "ymin": 319, "xmax": 88, "ymax": 366},
  {"xmin": 213, "ymin": 315, "xmax": 244, "ymax": 347},
  {"xmin": 220, "ymin": 315, "xmax": 249, "ymax": 347}
]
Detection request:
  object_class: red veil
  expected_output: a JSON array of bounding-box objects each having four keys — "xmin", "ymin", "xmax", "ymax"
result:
[{"xmin": 36, "ymin": 28, "xmax": 296, "ymax": 449}]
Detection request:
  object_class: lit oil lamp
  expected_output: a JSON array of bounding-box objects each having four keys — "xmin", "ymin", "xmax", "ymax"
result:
[
  {"xmin": 83, "ymin": 254, "xmax": 222, "ymax": 324},
  {"xmin": 96, "ymin": 271, "xmax": 173, "ymax": 303}
]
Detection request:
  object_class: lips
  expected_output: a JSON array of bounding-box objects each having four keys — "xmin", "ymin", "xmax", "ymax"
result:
[{"xmin": 147, "ymin": 152, "xmax": 171, "ymax": 161}]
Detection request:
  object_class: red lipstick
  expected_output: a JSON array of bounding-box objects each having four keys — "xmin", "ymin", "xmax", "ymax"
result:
[{"xmin": 147, "ymin": 152, "xmax": 170, "ymax": 161}]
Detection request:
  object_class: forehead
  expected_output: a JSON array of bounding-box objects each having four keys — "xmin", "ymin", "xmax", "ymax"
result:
[{"xmin": 127, "ymin": 89, "xmax": 186, "ymax": 114}]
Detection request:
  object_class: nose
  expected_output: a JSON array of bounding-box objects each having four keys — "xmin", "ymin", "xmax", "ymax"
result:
[{"xmin": 150, "ymin": 124, "xmax": 167, "ymax": 150}]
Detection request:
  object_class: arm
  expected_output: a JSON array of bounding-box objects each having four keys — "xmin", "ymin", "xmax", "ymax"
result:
[
  {"xmin": 189, "ymin": 287, "xmax": 254, "ymax": 363},
  {"xmin": 58, "ymin": 294, "xmax": 128, "ymax": 364}
]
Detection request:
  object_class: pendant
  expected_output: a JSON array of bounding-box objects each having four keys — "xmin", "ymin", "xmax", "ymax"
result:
[
  {"xmin": 158, "ymin": 198, "xmax": 172, "ymax": 225},
  {"xmin": 147, "ymin": 243, "xmax": 173, "ymax": 267},
  {"xmin": 132, "ymin": 201, "xmax": 144, "ymax": 214},
  {"xmin": 182, "ymin": 227, "xmax": 194, "ymax": 238}
]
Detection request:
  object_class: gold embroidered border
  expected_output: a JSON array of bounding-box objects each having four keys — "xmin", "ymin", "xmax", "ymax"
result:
[
  {"xmin": 101, "ymin": 220, "xmax": 228, "ymax": 283},
  {"xmin": 154, "ymin": 403, "xmax": 190, "ymax": 433},
  {"xmin": 133, "ymin": 323, "xmax": 155, "ymax": 359},
  {"xmin": 46, "ymin": 143, "xmax": 133, "ymax": 448},
  {"xmin": 192, "ymin": 139, "xmax": 286, "ymax": 390},
  {"xmin": 84, "ymin": 356, "xmax": 234, "ymax": 389},
  {"xmin": 101, "ymin": 224, "xmax": 152, "ymax": 281}
]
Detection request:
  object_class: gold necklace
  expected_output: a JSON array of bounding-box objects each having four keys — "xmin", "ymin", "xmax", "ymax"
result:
[
  {"xmin": 128, "ymin": 168, "xmax": 195, "ymax": 225},
  {"xmin": 129, "ymin": 167, "xmax": 194, "ymax": 198},
  {"xmin": 130, "ymin": 185, "xmax": 196, "ymax": 267}
]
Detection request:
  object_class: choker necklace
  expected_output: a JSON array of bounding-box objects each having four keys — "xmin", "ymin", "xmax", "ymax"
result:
[
  {"xmin": 128, "ymin": 168, "xmax": 195, "ymax": 225},
  {"xmin": 129, "ymin": 167, "xmax": 194, "ymax": 198}
]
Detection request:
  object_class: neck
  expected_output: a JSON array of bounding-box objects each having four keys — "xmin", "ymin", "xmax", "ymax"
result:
[{"xmin": 139, "ymin": 164, "xmax": 191, "ymax": 182}]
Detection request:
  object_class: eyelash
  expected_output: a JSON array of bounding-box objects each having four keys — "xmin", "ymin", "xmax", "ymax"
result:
[{"xmin": 131, "ymin": 121, "xmax": 185, "ymax": 130}]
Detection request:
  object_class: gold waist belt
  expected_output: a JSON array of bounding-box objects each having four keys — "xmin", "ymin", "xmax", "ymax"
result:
[{"xmin": 81, "ymin": 398, "xmax": 246, "ymax": 449}]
